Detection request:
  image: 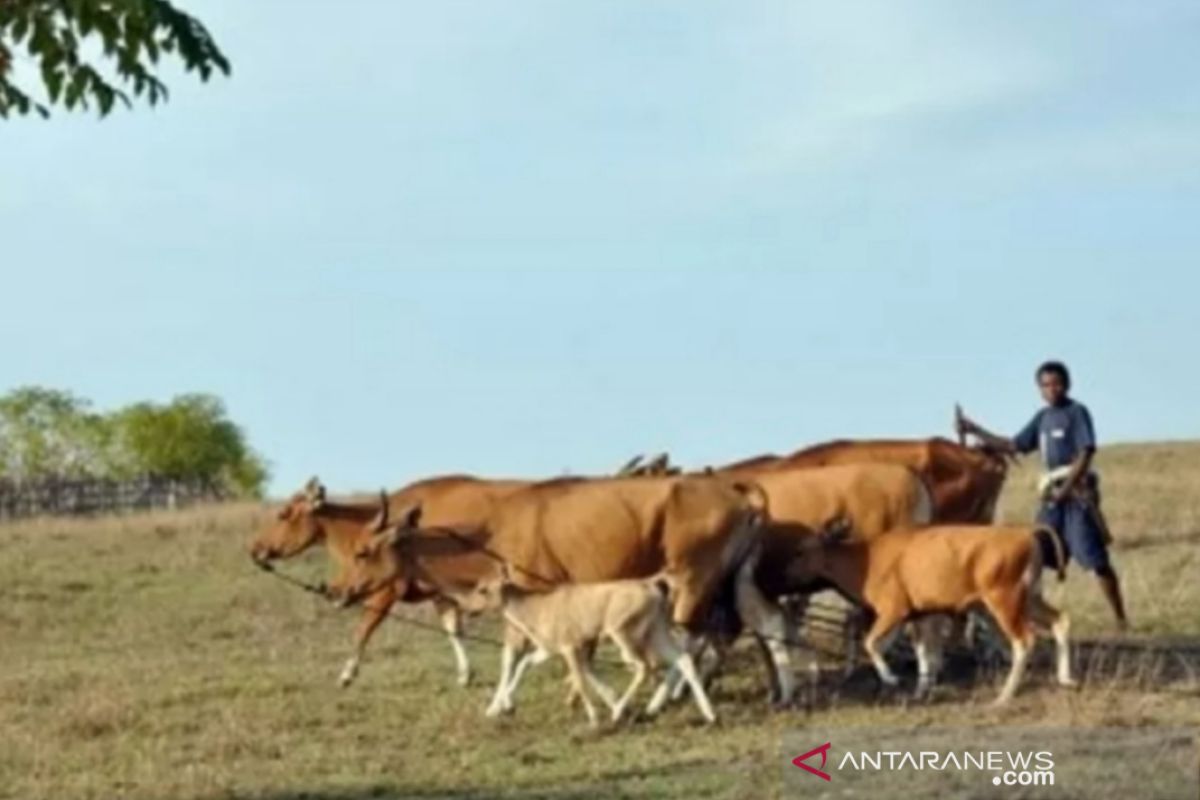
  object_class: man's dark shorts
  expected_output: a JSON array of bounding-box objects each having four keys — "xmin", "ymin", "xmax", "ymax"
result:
[{"xmin": 1036, "ymin": 479, "xmax": 1110, "ymax": 573}]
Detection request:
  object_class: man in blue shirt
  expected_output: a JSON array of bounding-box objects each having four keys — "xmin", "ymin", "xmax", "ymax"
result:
[{"xmin": 957, "ymin": 360, "xmax": 1128, "ymax": 630}]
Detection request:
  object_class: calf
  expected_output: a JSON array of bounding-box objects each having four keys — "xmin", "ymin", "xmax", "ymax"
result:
[
  {"xmin": 457, "ymin": 566, "xmax": 716, "ymax": 726},
  {"xmin": 793, "ymin": 521, "xmax": 1075, "ymax": 705}
]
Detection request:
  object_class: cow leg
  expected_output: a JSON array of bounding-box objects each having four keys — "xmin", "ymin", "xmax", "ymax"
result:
[
  {"xmin": 579, "ymin": 659, "xmax": 621, "ymax": 718},
  {"xmin": 650, "ymin": 625, "xmax": 717, "ymax": 723},
  {"xmin": 733, "ymin": 562, "xmax": 798, "ymax": 706},
  {"xmin": 862, "ymin": 612, "xmax": 906, "ymax": 689},
  {"xmin": 782, "ymin": 596, "xmax": 819, "ymax": 709},
  {"xmin": 911, "ymin": 616, "xmax": 945, "ymax": 698},
  {"xmin": 560, "ymin": 646, "xmax": 599, "ymax": 727},
  {"xmin": 506, "ymin": 645, "xmax": 550, "ymax": 698},
  {"xmin": 608, "ymin": 631, "xmax": 649, "ymax": 722},
  {"xmin": 485, "ymin": 626, "xmax": 530, "ymax": 717},
  {"xmin": 1030, "ymin": 594, "xmax": 1075, "ymax": 688},
  {"xmin": 654, "ymin": 628, "xmax": 703, "ymax": 707},
  {"xmin": 434, "ymin": 597, "xmax": 472, "ymax": 687},
  {"xmin": 843, "ymin": 605, "xmax": 874, "ymax": 679},
  {"xmin": 340, "ymin": 589, "xmax": 394, "ymax": 688},
  {"xmin": 668, "ymin": 633, "xmax": 714, "ymax": 702},
  {"xmin": 981, "ymin": 590, "xmax": 1034, "ymax": 705}
]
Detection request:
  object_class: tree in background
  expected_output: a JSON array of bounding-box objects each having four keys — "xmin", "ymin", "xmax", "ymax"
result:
[
  {"xmin": 109, "ymin": 393, "xmax": 267, "ymax": 496},
  {"xmin": 0, "ymin": 386, "xmax": 113, "ymax": 477},
  {"xmin": 0, "ymin": 387, "xmax": 268, "ymax": 497},
  {"xmin": 0, "ymin": 0, "xmax": 229, "ymax": 118}
]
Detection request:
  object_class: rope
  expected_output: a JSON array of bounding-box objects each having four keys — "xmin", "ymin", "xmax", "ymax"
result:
[
  {"xmin": 253, "ymin": 559, "xmax": 329, "ymax": 596},
  {"xmin": 253, "ymin": 558, "xmax": 853, "ymax": 665}
]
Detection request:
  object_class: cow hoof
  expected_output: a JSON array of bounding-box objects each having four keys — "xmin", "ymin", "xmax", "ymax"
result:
[
  {"xmin": 485, "ymin": 702, "xmax": 514, "ymax": 718},
  {"xmin": 1058, "ymin": 677, "xmax": 1079, "ymax": 689},
  {"xmin": 457, "ymin": 672, "xmax": 473, "ymax": 688}
]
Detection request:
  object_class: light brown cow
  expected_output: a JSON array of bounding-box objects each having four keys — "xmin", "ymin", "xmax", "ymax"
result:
[
  {"xmin": 249, "ymin": 475, "xmax": 527, "ymax": 687},
  {"xmin": 793, "ymin": 521, "xmax": 1075, "ymax": 705},
  {"xmin": 338, "ymin": 474, "xmax": 795, "ymax": 710}
]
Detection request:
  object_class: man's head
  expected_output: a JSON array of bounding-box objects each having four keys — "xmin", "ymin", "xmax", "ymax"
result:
[{"xmin": 1036, "ymin": 360, "xmax": 1071, "ymax": 406}]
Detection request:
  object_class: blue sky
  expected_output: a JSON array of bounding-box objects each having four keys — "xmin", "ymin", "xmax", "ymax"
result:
[{"xmin": 3, "ymin": 1, "xmax": 1199, "ymax": 495}]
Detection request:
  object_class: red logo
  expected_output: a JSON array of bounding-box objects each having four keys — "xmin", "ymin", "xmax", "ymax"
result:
[{"xmin": 792, "ymin": 742, "xmax": 832, "ymax": 781}]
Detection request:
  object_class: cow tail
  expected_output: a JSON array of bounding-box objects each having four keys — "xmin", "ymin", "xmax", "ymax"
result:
[
  {"xmin": 732, "ymin": 480, "xmax": 770, "ymax": 522},
  {"xmin": 907, "ymin": 468, "xmax": 935, "ymax": 525},
  {"xmin": 647, "ymin": 569, "xmax": 676, "ymax": 599},
  {"xmin": 1034, "ymin": 525, "xmax": 1067, "ymax": 583}
]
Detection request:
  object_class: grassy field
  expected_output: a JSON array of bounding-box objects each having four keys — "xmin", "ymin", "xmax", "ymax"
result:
[{"xmin": 2, "ymin": 442, "xmax": 1198, "ymax": 799}]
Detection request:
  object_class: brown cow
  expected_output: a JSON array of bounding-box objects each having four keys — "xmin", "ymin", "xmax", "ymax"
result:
[
  {"xmin": 650, "ymin": 462, "xmax": 934, "ymax": 701},
  {"xmin": 736, "ymin": 463, "xmax": 935, "ymax": 598},
  {"xmin": 629, "ymin": 435, "xmax": 1007, "ymax": 523},
  {"xmin": 337, "ymin": 474, "xmax": 796, "ymax": 711},
  {"xmin": 792, "ymin": 521, "xmax": 1074, "ymax": 704},
  {"xmin": 716, "ymin": 437, "xmax": 1007, "ymax": 524},
  {"xmin": 249, "ymin": 475, "xmax": 527, "ymax": 687}
]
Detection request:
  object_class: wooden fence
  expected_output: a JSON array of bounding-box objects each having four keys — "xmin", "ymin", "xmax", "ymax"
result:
[{"xmin": 0, "ymin": 475, "xmax": 225, "ymax": 521}]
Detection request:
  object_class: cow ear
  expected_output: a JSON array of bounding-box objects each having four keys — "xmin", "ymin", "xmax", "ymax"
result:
[
  {"xmin": 305, "ymin": 477, "xmax": 326, "ymax": 509},
  {"xmin": 368, "ymin": 491, "xmax": 390, "ymax": 534},
  {"xmin": 647, "ymin": 452, "xmax": 670, "ymax": 473},
  {"xmin": 617, "ymin": 454, "xmax": 644, "ymax": 476},
  {"xmin": 401, "ymin": 503, "xmax": 422, "ymax": 530}
]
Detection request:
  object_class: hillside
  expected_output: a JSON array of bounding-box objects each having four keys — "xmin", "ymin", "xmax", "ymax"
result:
[{"xmin": 1, "ymin": 442, "xmax": 1197, "ymax": 799}]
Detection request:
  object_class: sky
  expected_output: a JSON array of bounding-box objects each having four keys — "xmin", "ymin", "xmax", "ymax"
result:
[{"xmin": 3, "ymin": 1, "xmax": 1199, "ymax": 496}]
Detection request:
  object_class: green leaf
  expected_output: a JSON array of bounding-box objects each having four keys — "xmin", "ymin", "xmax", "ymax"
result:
[
  {"xmin": 11, "ymin": 15, "xmax": 31, "ymax": 44},
  {"xmin": 44, "ymin": 67, "xmax": 63, "ymax": 103}
]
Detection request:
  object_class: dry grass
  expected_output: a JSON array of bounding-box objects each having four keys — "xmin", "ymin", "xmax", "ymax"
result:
[{"xmin": 1, "ymin": 443, "xmax": 1198, "ymax": 800}]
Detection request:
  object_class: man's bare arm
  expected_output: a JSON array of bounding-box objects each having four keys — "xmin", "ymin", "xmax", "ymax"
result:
[{"xmin": 1053, "ymin": 448, "xmax": 1094, "ymax": 502}]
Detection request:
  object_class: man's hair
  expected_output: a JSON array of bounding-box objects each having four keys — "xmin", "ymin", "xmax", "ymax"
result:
[{"xmin": 1036, "ymin": 360, "xmax": 1071, "ymax": 390}]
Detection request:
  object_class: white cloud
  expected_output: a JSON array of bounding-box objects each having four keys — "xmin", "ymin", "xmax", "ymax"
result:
[{"xmin": 731, "ymin": 3, "xmax": 1057, "ymax": 174}]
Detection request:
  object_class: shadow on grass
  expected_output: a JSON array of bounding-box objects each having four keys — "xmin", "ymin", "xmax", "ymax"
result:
[{"xmin": 218, "ymin": 758, "xmax": 728, "ymax": 800}]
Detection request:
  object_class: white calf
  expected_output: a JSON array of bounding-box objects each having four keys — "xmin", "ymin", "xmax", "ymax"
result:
[{"xmin": 459, "ymin": 570, "xmax": 716, "ymax": 726}]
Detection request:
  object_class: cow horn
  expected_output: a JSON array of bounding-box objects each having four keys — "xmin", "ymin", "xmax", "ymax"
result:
[
  {"xmin": 617, "ymin": 454, "xmax": 644, "ymax": 476},
  {"xmin": 370, "ymin": 489, "xmax": 389, "ymax": 533}
]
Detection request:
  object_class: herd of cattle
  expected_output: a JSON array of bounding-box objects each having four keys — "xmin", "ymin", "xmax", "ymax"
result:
[{"xmin": 248, "ymin": 432, "xmax": 1077, "ymax": 726}]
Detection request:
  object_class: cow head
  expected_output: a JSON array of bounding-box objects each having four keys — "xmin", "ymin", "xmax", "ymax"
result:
[
  {"xmin": 249, "ymin": 477, "xmax": 331, "ymax": 563},
  {"xmin": 328, "ymin": 494, "xmax": 423, "ymax": 606},
  {"xmin": 453, "ymin": 562, "xmax": 515, "ymax": 614},
  {"xmin": 958, "ymin": 442, "xmax": 1012, "ymax": 522},
  {"xmin": 788, "ymin": 517, "xmax": 853, "ymax": 584}
]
